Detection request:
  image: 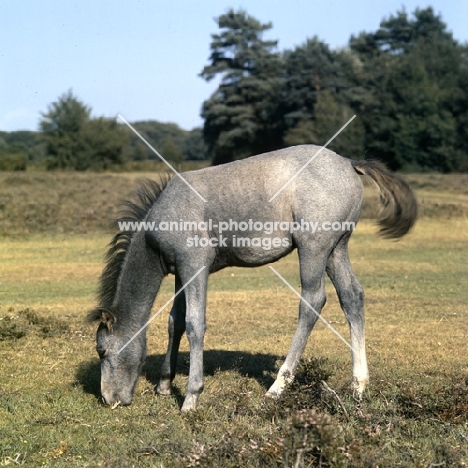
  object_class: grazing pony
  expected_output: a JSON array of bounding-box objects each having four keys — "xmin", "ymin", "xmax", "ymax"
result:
[{"xmin": 88, "ymin": 145, "xmax": 417, "ymax": 411}]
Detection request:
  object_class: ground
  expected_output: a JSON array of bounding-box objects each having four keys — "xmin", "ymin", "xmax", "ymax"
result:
[{"xmin": 0, "ymin": 171, "xmax": 467, "ymax": 467}]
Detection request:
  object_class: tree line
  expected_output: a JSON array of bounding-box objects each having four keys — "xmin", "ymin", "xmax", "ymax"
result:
[
  {"xmin": 201, "ymin": 7, "xmax": 468, "ymax": 172},
  {"xmin": 1, "ymin": 6, "xmax": 467, "ymax": 172},
  {"xmin": 0, "ymin": 91, "xmax": 206, "ymax": 171}
]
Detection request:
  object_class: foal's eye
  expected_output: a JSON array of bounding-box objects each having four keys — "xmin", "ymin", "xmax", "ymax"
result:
[{"xmin": 96, "ymin": 346, "xmax": 106, "ymax": 358}]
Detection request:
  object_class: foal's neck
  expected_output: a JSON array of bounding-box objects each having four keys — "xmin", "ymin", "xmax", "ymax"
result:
[{"xmin": 113, "ymin": 233, "xmax": 165, "ymax": 327}]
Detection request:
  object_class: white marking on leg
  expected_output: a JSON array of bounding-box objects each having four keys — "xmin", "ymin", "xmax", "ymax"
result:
[
  {"xmin": 350, "ymin": 331, "xmax": 368, "ymax": 398},
  {"xmin": 266, "ymin": 365, "xmax": 294, "ymax": 399}
]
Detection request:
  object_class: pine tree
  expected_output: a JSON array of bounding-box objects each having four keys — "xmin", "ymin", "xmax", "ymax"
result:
[{"xmin": 200, "ymin": 9, "xmax": 284, "ymax": 164}]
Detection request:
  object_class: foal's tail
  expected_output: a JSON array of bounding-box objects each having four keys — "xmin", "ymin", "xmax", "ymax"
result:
[{"xmin": 352, "ymin": 159, "xmax": 417, "ymax": 239}]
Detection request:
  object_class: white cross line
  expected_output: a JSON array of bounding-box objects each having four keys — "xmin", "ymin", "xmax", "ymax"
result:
[
  {"xmin": 118, "ymin": 114, "xmax": 207, "ymax": 202},
  {"xmin": 117, "ymin": 266, "xmax": 206, "ymax": 355},
  {"xmin": 268, "ymin": 115, "xmax": 356, "ymax": 202},
  {"xmin": 268, "ymin": 266, "xmax": 356, "ymax": 354}
]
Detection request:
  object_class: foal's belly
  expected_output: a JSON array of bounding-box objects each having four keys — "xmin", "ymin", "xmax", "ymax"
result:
[{"xmin": 210, "ymin": 238, "xmax": 295, "ymax": 272}]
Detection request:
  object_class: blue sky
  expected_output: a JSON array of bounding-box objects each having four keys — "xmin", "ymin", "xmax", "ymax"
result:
[{"xmin": 1, "ymin": 0, "xmax": 467, "ymax": 132}]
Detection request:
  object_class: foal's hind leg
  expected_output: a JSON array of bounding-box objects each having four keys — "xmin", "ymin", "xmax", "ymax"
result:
[
  {"xmin": 326, "ymin": 236, "xmax": 368, "ymax": 398},
  {"xmin": 266, "ymin": 248, "xmax": 327, "ymax": 398},
  {"xmin": 156, "ymin": 274, "xmax": 186, "ymax": 395}
]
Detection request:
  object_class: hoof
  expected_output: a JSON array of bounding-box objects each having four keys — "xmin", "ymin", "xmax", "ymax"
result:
[
  {"xmin": 352, "ymin": 376, "xmax": 368, "ymax": 400},
  {"xmin": 265, "ymin": 378, "xmax": 288, "ymax": 400},
  {"xmin": 181, "ymin": 394, "xmax": 199, "ymax": 412},
  {"xmin": 156, "ymin": 381, "xmax": 172, "ymax": 396},
  {"xmin": 265, "ymin": 390, "xmax": 281, "ymax": 400}
]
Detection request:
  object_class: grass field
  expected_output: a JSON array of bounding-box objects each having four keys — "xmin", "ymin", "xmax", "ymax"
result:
[{"xmin": 0, "ymin": 171, "xmax": 467, "ymax": 467}]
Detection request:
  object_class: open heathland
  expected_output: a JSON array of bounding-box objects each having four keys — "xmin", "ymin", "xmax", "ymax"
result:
[{"xmin": 0, "ymin": 170, "xmax": 467, "ymax": 467}]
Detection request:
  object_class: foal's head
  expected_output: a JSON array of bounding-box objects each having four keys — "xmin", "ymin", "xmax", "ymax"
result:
[{"xmin": 88, "ymin": 308, "xmax": 146, "ymax": 406}]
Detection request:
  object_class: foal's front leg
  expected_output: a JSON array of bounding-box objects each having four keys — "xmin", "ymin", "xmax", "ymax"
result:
[
  {"xmin": 180, "ymin": 271, "xmax": 208, "ymax": 412},
  {"xmin": 157, "ymin": 275, "xmax": 186, "ymax": 395}
]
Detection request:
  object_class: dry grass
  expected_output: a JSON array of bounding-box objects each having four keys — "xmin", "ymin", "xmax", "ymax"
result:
[
  {"xmin": 0, "ymin": 171, "xmax": 467, "ymax": 466},
  {"xmin": 0, "ymin": 162, "xmax": 208, "ymax": 235},
  {"xmin": 1, "ymin": 171, "xmax": 467, "ymax": 236}
]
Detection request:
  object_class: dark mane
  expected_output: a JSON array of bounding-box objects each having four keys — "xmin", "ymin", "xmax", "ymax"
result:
[{"xmin": 98, "ymin": 174, "xmax": 172, "ymax": 309}]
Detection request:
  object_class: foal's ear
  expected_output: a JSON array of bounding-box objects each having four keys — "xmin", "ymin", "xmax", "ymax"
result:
[
  {"xmin": 86, "ymin": 308, "xmax": 116, "ymax": 332},
  {"xmin": 86, "ymin": 308, "xmax": 102, "ymax": 323},
  {"xmin": 100, "ymin": 309, "xmax": 116, "ymax": 333}
]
